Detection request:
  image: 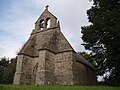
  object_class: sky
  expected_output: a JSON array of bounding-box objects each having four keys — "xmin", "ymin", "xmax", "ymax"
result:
[{"xmin": 0, "ymin": 0, "xmax": 93, "ymax": 58}]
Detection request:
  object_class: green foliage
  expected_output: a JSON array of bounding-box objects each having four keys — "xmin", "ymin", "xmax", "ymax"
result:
[
  {"xmin": 0, "ymin": 85, "xmax": 120, "ymax": 90},
  {"xmin": 81, "ymin": 0, "xmax": 120, "ymax": 85},
  {"xmin": 0, "ymin": 57, "xmax": 17, "ymax": 84}
]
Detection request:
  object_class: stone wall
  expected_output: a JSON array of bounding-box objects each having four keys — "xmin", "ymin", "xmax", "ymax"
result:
[
  {"xmin": 73, "ymin": 61, "xmax": 88, "ymax": 85},
  {"xmin": 20, "ymin": 55, "xmax": 34, "ymax": 84},
  {"xmin": 35, "ymin": 50, "xmax": 74, "ymax": 85},
  {"xmin": 54, "ymin": 51, "xmax": 74, "ymax": 85},
  {"xmin": 73, "ymin": 56, "xmax": 96, "ymax": 85},
  {"xmin": 44, "ymin": 50, "xmax": 55, "ymax": 85},
  {"xmin": 13, "ymin": 55, "xmax": 23, "ymax": 85},
  {"xmin": 34, "ymin": 50, "xmax": 46, "ymax": 85},
  {"xmin": 13, "ymin": 55, "xmax": 34, "ymax": 85}
]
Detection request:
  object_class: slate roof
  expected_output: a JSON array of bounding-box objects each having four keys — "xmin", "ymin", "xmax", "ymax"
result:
[{"xmin": 75, "ymin": 53, "xmax": 96, "ymax": 70}]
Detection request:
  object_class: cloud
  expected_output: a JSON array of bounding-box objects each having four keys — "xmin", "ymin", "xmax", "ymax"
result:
[
  {"xmin": 0, "ymin": 44, "xmax": 5, "ymax": 57},
  {"xmin": 0, "ymin": 0, "xmax": 93, "ymax": 58}
]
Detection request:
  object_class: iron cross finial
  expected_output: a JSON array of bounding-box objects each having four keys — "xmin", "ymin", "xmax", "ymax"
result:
[{"xmin": 46, "ymin": 5, "xmax": 49, "ymax": 10}]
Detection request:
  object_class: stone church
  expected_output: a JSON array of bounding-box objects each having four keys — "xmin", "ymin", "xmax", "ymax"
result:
[{"xmin": 13, "ymin": 6, "xmax": 96, "ymax": 85}]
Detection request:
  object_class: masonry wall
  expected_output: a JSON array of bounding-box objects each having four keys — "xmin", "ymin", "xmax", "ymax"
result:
[
  {"xmin": 13, "ymin": 55, "xmax": 23, "ymax": 85},
  {"xmin": 73, "ymin": 61, "xmax": 88, "ymax": 85},
  {"xmin": 20, "ymin": 55, "xmax": 33, "ymax": 84},
  {"xmin": 35, "ymin": 50, "xmax": 46, "ymax": 85},
  {"xmin": 31, "ymin": 57, "xmax": 39, "ymax": 85},
  {"xmin": 73, "ymin": 58, "xmax": 96, "ymax": 85},
  {"xmin": 54, "ymin": 51, "xmax": 74, "ymax": 85},
  {"xmin": 44, "ymin": 50, "xmax": 55, "ymax": 85},
  {"xmin": 87, "ymin": 67, "xmax": 96, "ymax": 85},
  {"xmin": 13, "ymin": 55, "xmax": 34, "ymax": 85}
]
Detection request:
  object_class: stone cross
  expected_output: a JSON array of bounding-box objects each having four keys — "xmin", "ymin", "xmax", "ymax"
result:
[{"xmin": 46, "ymin": 5, "xmax": 49, "ymax": 10}]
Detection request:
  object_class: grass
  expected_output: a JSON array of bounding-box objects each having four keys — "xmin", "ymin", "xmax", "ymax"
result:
[{"xmin": 0, "ymin": 84, "xmax": 120, "ymax": 90}]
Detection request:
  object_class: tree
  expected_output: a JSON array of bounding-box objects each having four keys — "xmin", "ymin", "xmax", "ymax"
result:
[
  {"xmin": 81, "ymin": 0, "xmax": 120, "ymax": 85},
  {"xmin": 0, "ymin": 57, "xmax": 17, "ymax": 84}
]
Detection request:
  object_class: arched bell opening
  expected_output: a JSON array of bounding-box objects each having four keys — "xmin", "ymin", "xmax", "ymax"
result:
[
  {"xmin": 40, "ymin": 19, "xmax": 45, "ymax": 30},
  {"xmin": 46, "ymin": 17, "xmax": 51, "ymax": 29}
]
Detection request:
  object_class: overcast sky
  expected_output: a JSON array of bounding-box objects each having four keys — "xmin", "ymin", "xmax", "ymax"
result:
[{"xmin": 0, "ymin": 0, "xmax": 93, "ymax": 58}]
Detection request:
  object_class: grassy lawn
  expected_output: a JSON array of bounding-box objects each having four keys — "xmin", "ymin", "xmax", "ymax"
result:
[{"xmin": 0, "ymin": 85, "xmax": 120, "ymax": 90}]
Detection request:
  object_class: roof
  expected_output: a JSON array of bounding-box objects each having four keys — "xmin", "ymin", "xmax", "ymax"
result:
[
  {"xmin": 75, "ymin": 53, "xmax": 96, "ymax": 70},
  {"xmin": 18, "ymin": 35, "xmax": 39, "ymax": 57}
]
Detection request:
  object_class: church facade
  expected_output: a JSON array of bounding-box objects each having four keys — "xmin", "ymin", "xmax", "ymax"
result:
[{"xmin": 13, "ymin": 7, "xmax": 96, "ymax": 85}]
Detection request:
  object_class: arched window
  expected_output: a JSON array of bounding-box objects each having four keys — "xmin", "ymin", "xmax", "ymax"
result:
[
  {"xmin": 46, "ymin": 17, "xmax": 51, "ymax": 28},
  {"xmin": 33, "ymin": 63, "xmax": 38, "ymax": 84},
  {"xmin": 40, "ymin": 19, "xmax": 44, "ymax": 30}
]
